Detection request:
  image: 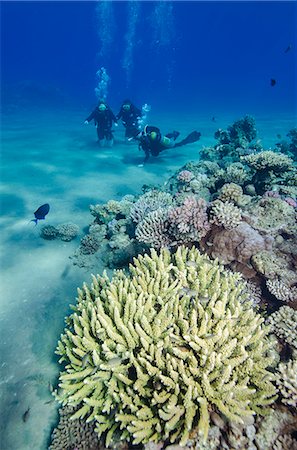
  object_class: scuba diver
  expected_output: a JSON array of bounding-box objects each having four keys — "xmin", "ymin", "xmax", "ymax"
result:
[
  {"xmin": 84, "ymin": 100, "xmax": 117, "ymax": 147},
  {"xmin": 136, "ymin": 125, "xmax": 201, "ymax": 165},
  {"xmin": 116, "ymin": 99, "xmax": 142, "ymax": 140}
]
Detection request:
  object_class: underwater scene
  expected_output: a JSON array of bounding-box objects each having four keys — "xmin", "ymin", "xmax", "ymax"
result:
[{"xmin": 0, "ymin": 1, "xmax": 297, "ymax": 449}]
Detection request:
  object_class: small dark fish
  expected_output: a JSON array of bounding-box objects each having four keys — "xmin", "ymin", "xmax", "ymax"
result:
[
  {"xmin": 284, "ymin": 44, "xmax": 292, "ymax": 53},
  {"xmin": 81, "ymin": 353, "xmax": 91, "ymax": 369},
  {"xmin": 44, "ymin": 399, "xmax": 55, "ymax": 405},
  {"xmin": 61, "ymin": 265, "xmax": 71, "ymax": 279},
  {"xmin": 31, "ymin": 203, "xmax": 50, "ymax": 225},
  {"xmin": 270, "ymin": 79, "xmax": 276, "ymax": 87},
  {"xmin": 211, "ymin": 116, "xmax": 216, "ymax": 122},
  {"xmin": 22, "ymin": 407, "xmax": 30, "ymax": 423},
  {"xmin": 276, "ymin": 134, "xmax": 282, "ymax": 140}
]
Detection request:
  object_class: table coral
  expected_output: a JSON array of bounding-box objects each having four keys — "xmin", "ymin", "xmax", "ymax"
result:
[
  {"xmin": 55, "ymin": 247, "xmax": 277, "ymax": 446},
  {"xmin": 241, "ymin": 151, "xmax": 293, "ymax": 173}
]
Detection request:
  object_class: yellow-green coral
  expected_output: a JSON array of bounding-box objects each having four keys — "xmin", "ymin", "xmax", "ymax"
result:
[
  {"xmin": 209, "ymin": 200, "xmax": 242, "ymax": 229},
  {"xmin": 218, "ymin": 183, "xmax": 243, "ymax": 204},
  {"xmin": 56, "ymin": 247, "xmax": 277, "ymax": 446}
]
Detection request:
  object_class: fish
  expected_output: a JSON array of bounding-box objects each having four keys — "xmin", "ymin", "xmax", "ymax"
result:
[
  {"xmin": 81, "ymin": 353, "xmax": 91, "ymax": 369},
  {"xmin": 284, "ymin": 44, "xmax": 292, "ymax": 53},
  {"xmin": 31, "ymin": 203, "xmax": 50, "ymax": 225},
  {"xmin": 270, "ymin": 79, "xmax": 276, "ymax": 87},
  {"xmin": 22, "ymin": 407, "xmax": 30, "ymax": 423}
]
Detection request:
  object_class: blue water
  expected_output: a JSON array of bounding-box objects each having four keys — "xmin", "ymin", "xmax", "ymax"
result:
[{"xmin": 0, "ymin": 2, "xmax": 296, "ymax": 449}]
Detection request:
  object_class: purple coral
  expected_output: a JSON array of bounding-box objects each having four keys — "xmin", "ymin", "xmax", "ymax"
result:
[
  {"xmin": 177, "ymin": 170, "xmax": 194, "ymax": 182},
  {"xmin": 284, "ymin": 197, "xmax": 297, "ymax": 208},
  {"xmin": 168, "ymin": 196, "xmax": 210, "ymax": 243},
  {"xmin": 264, "ymin": 190, "xmax": 280, "ymax": 199}
]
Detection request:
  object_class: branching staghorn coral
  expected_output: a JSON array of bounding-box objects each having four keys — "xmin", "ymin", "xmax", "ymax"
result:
[{"xmin": 55, "ymin": 247, "xmax": 277, "ymax": 446}]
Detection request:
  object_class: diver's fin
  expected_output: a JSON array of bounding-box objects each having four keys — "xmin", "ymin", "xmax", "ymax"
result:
[{"xmin": 174, "ymin": 131, "xmax": 201, "ymax": 147}]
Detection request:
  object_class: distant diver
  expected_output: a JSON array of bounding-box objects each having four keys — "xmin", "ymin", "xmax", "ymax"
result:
[
  {"xmin": 84, "ymin": 100, "xmax": 117, "ymax": 147},
  {"xmin": 284, "ymin": 44, "xmax": 292, "ymax": 53},
  {"xmin": 116, "ymin": 99, "xmax": 142, "ymax": 141},
  {"xmin": 135, "ymin": 125, "xmax": 201, "ymax": 165},
  {"xmin": 31, "ymin": 203, "xmax": 50, "ymax": 225},
  {"xmin": 270, "ymin": 78, "xmax": 276, "ymax": 87}
]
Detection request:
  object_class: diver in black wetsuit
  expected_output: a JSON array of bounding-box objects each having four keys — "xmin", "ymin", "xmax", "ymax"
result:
[
  {"xmin": 84, "ymin": 100, "xmax": 117, "ymax": 147},
  {"xmin": 135, "ymin": 125, "xmax": 201, "ymax": 165},
  {"xmin": 116, "ymin": 99, "xmax": 142, "ymax": 140}
]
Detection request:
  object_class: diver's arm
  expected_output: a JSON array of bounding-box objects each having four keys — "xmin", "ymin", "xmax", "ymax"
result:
[
  {"xmin": 116, "ymin": 109, "xmax": 123, "ymax": 121},
  {"xmin": 110, "ymin": 111, "xmax": 118, "ymax": 123},
  {"xmin": 85, "ymin": 110, "xmax": 96, "ymax": 123}
]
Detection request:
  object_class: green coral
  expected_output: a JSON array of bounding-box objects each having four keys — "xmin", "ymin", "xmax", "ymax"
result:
[{"xmin": 56, "ymin": 247, "xmax": 277, "ymax": 446}]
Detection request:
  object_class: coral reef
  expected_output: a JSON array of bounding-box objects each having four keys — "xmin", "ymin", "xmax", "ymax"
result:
[
  {"xmin": 177, "ymin": 170, "xmax": 195, "ymax": 182},
  {"xmin": 267, "ymin": 306, "xmax": 297, "ymax": 351},
  {"xmin": 272, "ymin": 434, "xmax": 297, "ymax": 450},
  {"xmin": 167, "ymin": 196, "xmax": 210, "ymax": 244},
  {"xmin": 201, "ymin": 222, "xmax": 272, "ymax": 273},
  {"xmin": 135, "ymin": 209, "xmax": 170, "ymax": 249},
  {"xmin": 241, "ymin": 151, "xmax": 293, "ymax": 173},
  {"xmin": 40, "ymin": 223, "xmax": 79, "ymax": 241},
  {"xmin": 251, "ymin": 250, "xmax": 297, "ymax": 287},
  {"xmin": 266, "ymin": 279, "xmax": 297, "ymax": 303},
  {"xmin": 49, "ymin": 404, "xmax": 100, "ymax": 450},
  {"xmin": 130, "ymin": 191, "xmax": 173, "ymax": 224},
  {"xmin": 254, "ymin": 408, "xmax": 297, "ymax": 450},
  {"xmin": 275, "ymin": 358, "xmax": 297, "ymax": 408},
  {"xmin": 40, "ymin": 225, "xmax": 59, "ymax": 240},
  {"xmin": 246, "ymin": 197, "xmax": 296, "ymax": 233},
  {"xmin": 56, "ymin": 247, "xmax": 277, "ymax": 446},
  {"xmin": 217, "ymin": 183, "xmax": 243, "ymax": 204},
  {"xmin": 209, "ymin": 200, "xmax": 242, "ymax": 230},
  {"xmin": 56, "ymin": 223, "xmax": 80, "ymax": 242},
  {"xmin": 79, "ymin": 234, "xmax": 101, "ymax": 255}
]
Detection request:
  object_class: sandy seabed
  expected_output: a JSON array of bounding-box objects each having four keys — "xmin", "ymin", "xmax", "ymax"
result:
[{"xmin": 0, "ymin": 106, "xmax": 295, "ymax": 450}]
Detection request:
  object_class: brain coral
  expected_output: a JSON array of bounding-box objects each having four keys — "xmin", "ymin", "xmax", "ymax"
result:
[{"xmin": 56, "ymin": 247, "xmax": 277, "ymax": 446}]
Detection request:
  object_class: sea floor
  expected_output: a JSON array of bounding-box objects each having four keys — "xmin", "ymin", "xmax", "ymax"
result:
[{"xmin": 0, "ymin": 106, "xmax": 296, "ymax": 450}]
